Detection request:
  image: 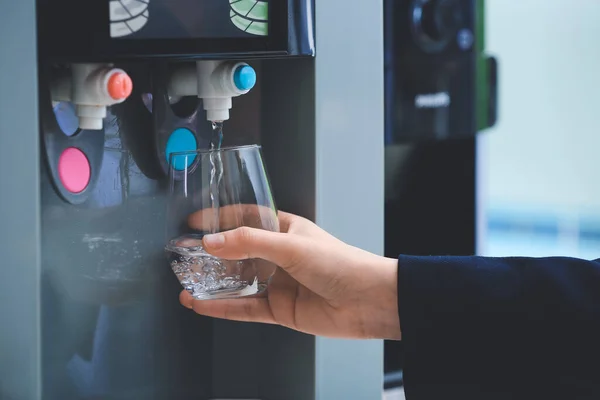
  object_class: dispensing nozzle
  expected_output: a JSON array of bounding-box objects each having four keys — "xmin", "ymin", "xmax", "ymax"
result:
[
  {"xmin": 168, "ymin": 60, "xmax": 257, "ymax": 122},
  {"xmin": 50, "ymin": 63, "xmax": 133, "ymax": 130}
]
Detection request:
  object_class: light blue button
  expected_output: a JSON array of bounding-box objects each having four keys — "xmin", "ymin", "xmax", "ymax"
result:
[
  {"xmin": 233, "ymin": 65, "xmax": 257, "ymax": 91},
  {"xmin": 166, "ymin": 128, "xmax": 197, "ymax": 171}
]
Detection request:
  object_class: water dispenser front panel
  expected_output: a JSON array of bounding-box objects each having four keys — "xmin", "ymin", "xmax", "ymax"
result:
[
  {"xmin": 41, "ymin": 84, "xmax": 218, "ymax": 398},
  {"xmin": 110, "ymin": 0, "xmax": 271, "ymax": 39},
  {"xmin": 38, "ymin": 0, "xmax": 314, "ymax": 61}
]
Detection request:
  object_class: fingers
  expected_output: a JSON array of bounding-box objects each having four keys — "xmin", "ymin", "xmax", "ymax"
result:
[
  {"xmin": 202, "ymin": 226, "xmax": 307, "ymax": 269},
  {"xmin": 187, "ymin": 204, "xmax": 279, "ymax": 233},
  {"xmin": 274, "ymin": 211, "xmax": 296, "ymax": 233},
  {"xmin": 179, "ymin": 290, "xmax": 276, "ymax": 324}
]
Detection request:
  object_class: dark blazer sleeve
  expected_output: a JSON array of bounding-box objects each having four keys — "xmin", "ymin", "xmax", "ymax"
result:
[{"xmin": 397, "ymin": 255, "xmax": 600, "ymax": 400}]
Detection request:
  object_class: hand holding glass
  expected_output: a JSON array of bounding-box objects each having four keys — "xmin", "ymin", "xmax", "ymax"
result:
[{"xmin": 165, "ymin": 145, "xmax": 278, "ymax": 300}]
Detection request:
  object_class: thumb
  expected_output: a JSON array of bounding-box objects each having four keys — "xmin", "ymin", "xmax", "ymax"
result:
[{"xmin": 202, "ymin": 227, "xmax": 307, "ymax": 272}]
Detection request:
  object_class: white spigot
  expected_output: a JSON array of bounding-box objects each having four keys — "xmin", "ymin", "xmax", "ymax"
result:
[
  {"xmin": 168, "ymin": 60, "xmax": 257, "ymax": 122},
  {"xmin": 50, "ymin": 63, "xmax": 133, "ymax": 130}
]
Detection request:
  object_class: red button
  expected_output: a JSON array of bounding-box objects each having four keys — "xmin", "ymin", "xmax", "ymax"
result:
[
  {"xmin": 107, "ymin": 71, "xmax": 133, "ymax": 100},
  {"xmin": 58, "ymin": 147, "xmax": 91, "ymax": 194}
]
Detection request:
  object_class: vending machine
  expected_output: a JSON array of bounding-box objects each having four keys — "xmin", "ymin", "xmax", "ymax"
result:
[{"xmin": 0, "ymin": 1, "xmax": 385, "ymax": 399}]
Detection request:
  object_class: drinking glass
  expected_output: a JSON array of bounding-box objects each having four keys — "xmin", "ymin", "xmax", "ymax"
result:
[{"xmin": 165, "ymin": 145, "xmax": 279, "ymax": 300}]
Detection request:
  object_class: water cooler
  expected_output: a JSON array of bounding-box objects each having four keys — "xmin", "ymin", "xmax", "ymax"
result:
[{"xmin": 0, "ymin": 1, "xmax": 384, "ymax": 399}]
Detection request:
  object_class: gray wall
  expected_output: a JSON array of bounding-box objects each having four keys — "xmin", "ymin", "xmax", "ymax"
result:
[
  {"xmin": 478, "ymin": 0, "xmax": 600, "ymax": 260},
  {"xmin": 482, "ymin": 0, "xmax": 600, "ymax": 211},
  {"xmin": 314, "ymin": 0, "xmax": 385, "ymax": 398},
  {"xmin": 0, "ymin": 0, "xmax": 42, "ymax": 399}
]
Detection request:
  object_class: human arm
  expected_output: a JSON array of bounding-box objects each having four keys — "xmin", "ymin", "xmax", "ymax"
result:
[
  {"xmin": 397, "ymin": 255, "xmax": 600, "ymax": 398},
  {"xmin": 178, "ymin": 210, "xmax": 600, "ymax": 396},
  {"xmin": 180, "ymin": 210, "xmax": 402, "ymax": 340}
]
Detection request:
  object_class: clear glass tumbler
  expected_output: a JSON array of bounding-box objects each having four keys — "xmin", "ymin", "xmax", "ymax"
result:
[{"xmin": 165, "ymin": 145, "xmax": 279, "ymax": 300}]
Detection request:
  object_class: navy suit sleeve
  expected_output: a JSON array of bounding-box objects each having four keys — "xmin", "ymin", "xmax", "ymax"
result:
[{"xmin": 397, "ymin": 255, "xmax": 600, "ymax": 399}]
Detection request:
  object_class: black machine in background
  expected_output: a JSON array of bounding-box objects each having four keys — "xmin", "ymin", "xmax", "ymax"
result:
[
  {"xmin": 385, "ymin": 0, "xmax": 497, "ymax": 145},
  {"xmin": 383, "ymin": 0, "xmax": 497, "ymax": 389},
  {"xmin": 383, "ymin": 140, "xmax": 477, "ymax": 389}
]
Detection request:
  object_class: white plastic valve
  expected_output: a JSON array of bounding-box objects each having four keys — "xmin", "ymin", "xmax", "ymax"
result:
[
  {"xmin": 50, "ymin": 63, "xmax": 133, "ymax": 130},
  {"xmin": 168, "ymin": 60, "xmax": 257, "ymax": 122}
]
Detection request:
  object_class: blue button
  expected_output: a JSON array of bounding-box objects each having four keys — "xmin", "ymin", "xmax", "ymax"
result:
[
  {"xmin": 457, "ymin": 29, "xmax": 474, "ymax": 50},
  {"xmin": 233, "ymin": 65, "xmax": 257, "ymax": 91},
  {"xmin": 166, "ymin": 128, "xmax": 197, "ymax": 171}
]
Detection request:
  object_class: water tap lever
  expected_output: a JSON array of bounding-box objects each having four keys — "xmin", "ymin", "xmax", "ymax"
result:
[
  {"xmin": 50, "ymin": 63, "xmax": 133, "ymax": 130},
  {"xmin": 168, "ymin": 60, "xmax": 257, "ymax": 122}
]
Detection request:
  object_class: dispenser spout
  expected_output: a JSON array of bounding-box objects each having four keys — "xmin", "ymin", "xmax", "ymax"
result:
[
  {"xmin": 168, "ymin": 60, "xmax": 256, "ymax": 122},
  {"xmin": 50, "ymin": 63, "xmax": 133, "ymax": 130}
]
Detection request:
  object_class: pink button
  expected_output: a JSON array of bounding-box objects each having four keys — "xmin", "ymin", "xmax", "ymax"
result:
[{"xmin": 58, "ymin": 147, "xmax": 91, "ymax": 193}]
